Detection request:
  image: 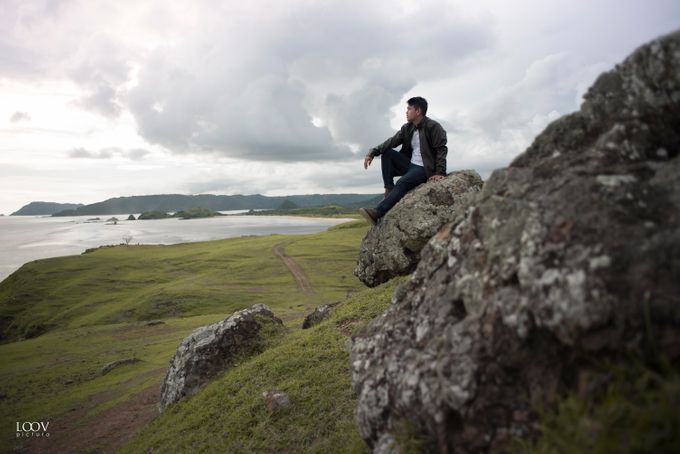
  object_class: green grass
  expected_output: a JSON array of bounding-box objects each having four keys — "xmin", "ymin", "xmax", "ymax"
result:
[
  {"xmin": 0, "ymin": 313, "xmax": 226, "ymax": 452},
  {"xmin": 120, "ymin": 278, "xmax": 403, "ymax": 454},
  {"xmin": 5, "ymin": 214, "xmax": 673, "ymax": 454},
  {"xmin": 0, "ymin": 220, "xmax": 376, "ymax": 452},
  {"xmin": 0, "ymin": 222, "xmax": 368, "ymax": 342},
  {"xmin": 512, "ymin": 359, "xmax": 680, "ymax": 454}
]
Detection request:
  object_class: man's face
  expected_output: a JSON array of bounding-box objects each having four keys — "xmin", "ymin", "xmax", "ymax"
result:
[{"xmin": 406, "ymin": 104, "xmax": 421, "ymax": 123}]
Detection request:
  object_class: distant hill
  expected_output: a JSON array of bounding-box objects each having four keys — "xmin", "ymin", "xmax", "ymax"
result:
[
  {"xmin": 277, "ymin": 199, "xmax": 299, "ymax": 210},
  {"xmin": 246, "ymin": 204, "xmax": 355, "ymax": 217},
  {"xmin": 11, "ymin": 201, "xmax": 84, "ymax": 216},
  {"xmin": 39, "ymin": 193, "xmax": 381, "ymax": 216}
]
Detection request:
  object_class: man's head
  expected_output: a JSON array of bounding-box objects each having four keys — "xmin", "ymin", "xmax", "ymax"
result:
[{"xmin": 406, "ymin": 96, "xmax": 428, "ymax": 123}]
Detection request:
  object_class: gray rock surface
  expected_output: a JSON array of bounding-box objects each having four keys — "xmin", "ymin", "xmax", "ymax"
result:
[
  {"xmin": 262, "ymin": 390, "xmax": 290, "ymax": 411},
  {"xmin": 159, "ymin": 304, "xmax": 283, "ymax": 412},
  {"xmin": 354, "ymin": 170, "xmax": 483, "ymax": 287},
  {"xmin": 301, "ymin": 302, "xmax": 340, "ymax": 329},
  {"xmin": 351, "ymin": 31, "xmax": 680, "ymax": 453}
]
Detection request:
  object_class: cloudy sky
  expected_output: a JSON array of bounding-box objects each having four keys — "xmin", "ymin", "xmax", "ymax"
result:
[{"xmin": 1, "ymin": 0, "xmax": 678, "ymax": 214}]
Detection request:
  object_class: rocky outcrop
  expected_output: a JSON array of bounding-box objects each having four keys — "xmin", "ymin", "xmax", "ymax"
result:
[
  {"xmin": 160, "ymin": 304, "xmax": 283, "ymax": 412},
  {"xmin": 301, "ymin": 302, "xmax": 340, "ymax": 329},
  {"xmin": 351, "ymin": 31, "xmax": 680, "ymax": 453},
  {"xmin": 354, "ymin": 170, "xmax": 483, "ymax": 287}
]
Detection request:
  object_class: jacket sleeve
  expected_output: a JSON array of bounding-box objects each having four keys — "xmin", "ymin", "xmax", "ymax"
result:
[
  {"xmin": 431, "ymin": 123, "xmax": 448, "ymax": 175},
  {"xmin": 368, "ymin": 125, "xmax": 406, "ymax": 157}
]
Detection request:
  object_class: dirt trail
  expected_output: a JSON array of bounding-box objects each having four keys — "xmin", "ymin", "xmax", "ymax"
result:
[
  {"xmin": 22, "ymin": 370, "xmax": 164, "ymax": 454},
  {"xmin": 272, "ymin": 243, "xmax": 314, "ymax": 295}
]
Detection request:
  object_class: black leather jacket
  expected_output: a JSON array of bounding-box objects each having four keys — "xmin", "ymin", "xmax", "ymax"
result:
[{"xmin": 369, "ymin": 116, "xmax": 448, "ymax": 177}]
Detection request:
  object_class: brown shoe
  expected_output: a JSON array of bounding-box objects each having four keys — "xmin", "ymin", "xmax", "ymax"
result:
[{"xmin": 358, "ymin": 207, "xmax": 378, "ymax": 226}]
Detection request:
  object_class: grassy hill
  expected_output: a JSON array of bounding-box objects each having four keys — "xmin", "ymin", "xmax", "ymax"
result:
[
  {"xmin": 120, "ymin": 280, "xmax": 401, "ymax": 454},
  {"xmin": 1, "ymin": 217, "xmax": 677, "ymax": 453},
  {"xmin": 0, "ymin": 219, "xmax": 387, "ymax": 453},
  {"xmin": 0, "ymin": 222, "xmax": 365, "ymax": 342}
]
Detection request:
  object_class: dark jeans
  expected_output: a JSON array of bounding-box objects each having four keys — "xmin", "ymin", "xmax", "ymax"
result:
[{"xmin": 376, "ymin": 149, "xmax": 427, "ymax": 217}]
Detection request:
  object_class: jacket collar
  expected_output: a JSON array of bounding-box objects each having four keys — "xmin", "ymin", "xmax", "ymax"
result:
[{"xmin": 412, "ymin": 115, "xmax": 428, "ymax": 130}]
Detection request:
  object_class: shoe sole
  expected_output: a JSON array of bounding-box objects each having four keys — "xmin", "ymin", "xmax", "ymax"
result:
[{"xmin": 358, "ymin": 208, "xmax": 377, "ymax": 226}]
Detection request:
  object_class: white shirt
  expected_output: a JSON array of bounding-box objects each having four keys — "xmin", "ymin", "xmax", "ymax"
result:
[{"xmin": 410, "ymin": 128, "xmax": 424, "ymax": 166}]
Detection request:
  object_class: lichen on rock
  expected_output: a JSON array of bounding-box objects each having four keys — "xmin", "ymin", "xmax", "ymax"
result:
[
  {"xmin": 302, "ymin": 302, "xmax": 340, "ymax": 329},
  {"xmin": 354, "ymin": 170, "xmax": 483, "ymax": 288},
  {"xmin": 159, "ymin": 304, "xmax": 283, "ymax": 412},
  {"xmin": 351, "ymin": 30, "xmax": 680, "ymax": 453}
]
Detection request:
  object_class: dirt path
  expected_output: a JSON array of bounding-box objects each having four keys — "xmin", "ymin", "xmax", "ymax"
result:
[
  {"xmin": 22, "ymin": 369, "xmax": 164, "ymax": 454},
  {"xmin": 272, "ymin": 243, "xmax": 314, "ymax": 295}
]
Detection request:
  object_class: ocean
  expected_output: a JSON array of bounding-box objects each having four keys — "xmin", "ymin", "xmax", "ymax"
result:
[{"xmin": 0, "ymin": 213, "xmax": 352, "ymax": 283}]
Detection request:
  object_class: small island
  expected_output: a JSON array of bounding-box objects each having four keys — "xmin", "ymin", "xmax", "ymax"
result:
[
  {"xmin": 137, "ymin": 210, "xmax": 173, "ymax": 220},
  {"xmin": 137, "ymin": 207, "xmax": 221, "ymax": 220},
  {"xmin": 173, "ymin": 207, "xmax": 222, "ymax": 219}
]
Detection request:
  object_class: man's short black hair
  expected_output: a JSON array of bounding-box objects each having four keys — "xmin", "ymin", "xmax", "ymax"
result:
[{"xmin": 407, "ymin": 96, "xmax": 428, "ymax": 116}]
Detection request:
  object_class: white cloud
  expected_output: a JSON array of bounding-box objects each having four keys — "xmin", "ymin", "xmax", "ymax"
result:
[
  {"xmin": 0, "ymin": 0, "xmax": 678, "ymax": 214},
  {"xmin": 124, "ymin": 0, "xmax": 494, "ymax": 161},
  {"xmin": 435, "ymin": 51, "xmax": 611, "ymax": 177}
]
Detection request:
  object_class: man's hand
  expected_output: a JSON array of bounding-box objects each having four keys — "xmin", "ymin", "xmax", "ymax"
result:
[
  {"xmin": 363, "ymin": 154, "xmax": 374, "ymax": 169},
  {"xmin": 428, "ymin": 175, "xmax": 444, "ymax": 182}
]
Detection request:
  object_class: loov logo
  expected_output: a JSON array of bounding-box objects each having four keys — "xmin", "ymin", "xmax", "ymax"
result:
[{"xmin": 16, "ymin": 421, "xmax": 51, "ymax": 438}]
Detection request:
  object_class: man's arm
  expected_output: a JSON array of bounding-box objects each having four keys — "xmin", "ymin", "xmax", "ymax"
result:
[{"xmin": 368, "ymin": 126, "xmax": 406, "ymax": 158}]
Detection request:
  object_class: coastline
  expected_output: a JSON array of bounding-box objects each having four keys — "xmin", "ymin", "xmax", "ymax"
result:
[{"xmin": 0, "ymin": 214, "xmax": 356, "ymax": 283}]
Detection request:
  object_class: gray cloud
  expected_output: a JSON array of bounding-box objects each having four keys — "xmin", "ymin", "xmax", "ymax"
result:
[
  {"xmin": 0, "ymin": 41, "xmax": 40, "ymax": 78},
  {"xmin": 469, "ymin": 52, "xmax": 606, "ymax": 140},
  {"xmin": 73, "ymin": 83, "xmax": 122, "ymax": 118},
  {"xmin": 1, "ymin": 1, "xmax": 133, "ymax": 116},
  {"xmin": 183, "ymin": 160, "xmax": 380, "ymax": 196},
  {"xmin": 2, "ymin": 0, "xmax": 679, "ymax": 214},
  {"xmin": 67, "ymin": 35, "xmax": 134, "ymax": 118},
  {"xmin": 9, "ymin": 111, "xmax": 31, "ymax": 123},
  {"xmin": 127, "ymin": 148, "xmax": 151, "ymax": 160},
  {"xmin": 67, "ymin": 147, "xmax": 151, "ymax": 160},
  {"xmin": 126, "ymin": 0, "xmax": 495, "ymax": 162},
  {"xmin": 68, "ymin": 147, "xmax": 112, "ymax": 159}
]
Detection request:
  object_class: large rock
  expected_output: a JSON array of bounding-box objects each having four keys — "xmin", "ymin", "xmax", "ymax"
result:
[
  {"xmin": 350, "ymin": 31, "xmax": 680, "ymax": 453},
  {"xmin": 354, "ymin": 170, "xmax": 483, "ymax": 287},
  {"xmin": 160, "ymin": 304, "xmax": 283, "ymax": 412}
]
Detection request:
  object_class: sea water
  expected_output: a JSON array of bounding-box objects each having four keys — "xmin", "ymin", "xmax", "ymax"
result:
[{"xmin": 0, "ymin": 213, "xmax": 352, "ymax": 282}]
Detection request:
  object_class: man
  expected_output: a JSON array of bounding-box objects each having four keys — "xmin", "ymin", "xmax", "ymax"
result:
[{"xmin": 359, "ymin": 96, "xmax": 447, "ymax": 225}]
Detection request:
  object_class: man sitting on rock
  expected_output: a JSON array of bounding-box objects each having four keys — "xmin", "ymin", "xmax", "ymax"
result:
[{"xmin": 359, "ymin": 96, "xmax": 448, "ymax": 226}]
